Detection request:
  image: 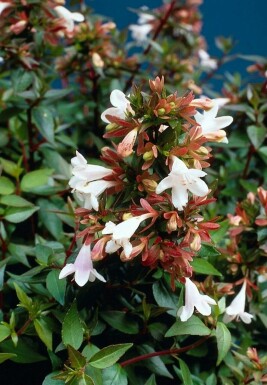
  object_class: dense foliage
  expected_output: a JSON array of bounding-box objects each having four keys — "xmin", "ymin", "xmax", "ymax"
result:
[{"xmin": 0, "ymin": 1, "xmax": 266, "ymax": 384}]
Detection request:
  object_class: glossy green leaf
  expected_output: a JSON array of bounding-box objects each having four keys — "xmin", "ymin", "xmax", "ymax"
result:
[
  {"xmin": 0, "ymin": 176, "xmax": 15, "ymax": 195},
  {"xmin": 32, "ymin": 106, "xmax": 55, "ymax": 143},
  {"xmin": 34, "ymin": 318, "xmax": 53, "ymax": 350},
  {"xmin": 0, "ymin": 352, "xmax": 17, "ymax": 363},
  {"xmin": 42, "ymin": 372, "xmax": 65, "ymax": 385},
  {"xmin": 20, "ymin": 169, "xmax": 54, "ymax": 192},
  {"xmin": 144, "ymin": 374, "xmax": 157, "ymax": 385},
  {"xmin": 216, "ymin": 322, "xmax": 232, "ymax": 365},
  {"xmin": 0, "ymin": 158, "xmax": 23, "ymax": 178},
  {"xmin": 191, "ymin": 258, "xmax": 222, "ymax": 277},
  {"xmin": 67, "ymin": 345, "xmax": 86, "ymax": 369},
  {"xmin": 4, "ymin": 206, "xmax": 39, "ymax": 223},
  {"xmin": 100, "ymin": 311, "xmax": 139, "ymax": 334},
  {"xmin": 247, "ymin": 125, "xmax": 266, "ymax": 148},
  {"xmin": 178, "ymin": 358, "xmax": 193, "ymax": 385},
  {"xmin": 152, "ymin": 279, "xmax": 179, "ymax": 317},
  {"xmin": 0, "ymin": 324, "xmax": 11, "ymax": 342},
  {"xmin": 137, "ymin": 344, "xmax": 173, "ymax": 379},
  {"xmin": 62, "ymin": 301, "xmax": 83, "ymax": 350},
  {"xmin": 102, "ymin": 364, "xmax": 127, "ymax": 385},
  {"xmin": 89, "ymin": 343, "xmax": 133, "ymax": 369},
  {"xmin": 0, "ymin": 195, "xmax": 33, "ymax": 207},
  {"xmin": 46, "ymin": 270, "xmax": 66, "ymax": 305},
  {"xmin": 0, "ymin": 338, "xmax": 46, "ymax": 363},
  {"xmin": 165, "ymin": 315, "xmax": 211, "ymax": 337}
]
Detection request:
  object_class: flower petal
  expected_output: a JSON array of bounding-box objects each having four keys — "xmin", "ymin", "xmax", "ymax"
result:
[
  {"xmin": 112, "ymin": 217, "xmax": 143, "ymax": 240},
  {"xmin": 74, "ymin": 268, "xmax": 90, "ymax": 287},
  {"xmin": 59, "ymin": 264, "xmax": 75, "ymax": 279},
  {"xmin": 101, "ymin": 107, "xmax": 125, "ymax": 123},
  {"xmin": 91, "ymin": 269, "xmax": 106, "ymax": 282},
  {"xmin": 178, "ymin": 305, "xmax": 194, "ymax": 322},
  {"xmin": 155, "ymin": 176, "xmax": 173, "ymax": 194},
  {"xmin": 110, "ymin": 89, "xmax": 128, "ymax": 109},
  {"xmin": 240, "ymin": 312, "xmax": 253, "ymax": 324},
  {"xmin": 187, "ymin": 178, "xmax": 209, "ymax": 197},
  {"xmin": 105, "ymin": 239, "xmax": 121, "ymax": 254},
  {"xmin": 71, "ymin": 12, "xmax": 84, "ymax": 22},
  {"xmin": 171, "ymin": 185, "xmax": 188, "ymax": 210}
]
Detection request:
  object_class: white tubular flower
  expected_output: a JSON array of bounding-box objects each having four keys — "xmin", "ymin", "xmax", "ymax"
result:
[
  {"xmin": 69, "ymin": 151, "xmax": 115, "ymax": 211},
  {"xmin": 103, "ymin": 213, "xmax": 151, "ymax": 258},
  {"xmin": 129, "ymin": 23, "xmax": 153, "ymax": 43},
  {"xmin": 223, "ymin": 281, "xmax": 253, "ymax": 324},
  {"xmin": 101, "ymin": 89, "xmax": 133, "ymax": 123},
  {"xmin": 59, "ymin": 244, "xmax": 106, "ymax": 287},
  {"xmin": 155, "ymin": 156, "xmax": 209, "ymax": 211},
  {"xmin": 178, "ymin": 278, "xmax": 217, "ymax": 322},
  {"xmin": 54, "ymin": 6, "xmax": 84, "ymax": 32},
  {"xmin": 194, "ymin": 102, "xmax": 233, "ymax": 143},
  {"xmin": 198, "ymin": 49, "xmax": 217, "ymax": 71}
]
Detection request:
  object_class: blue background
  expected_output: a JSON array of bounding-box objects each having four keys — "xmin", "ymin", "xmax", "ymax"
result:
[{"xmin": 86, "ymin": 0, "xmax": 267, "ymax": 78}]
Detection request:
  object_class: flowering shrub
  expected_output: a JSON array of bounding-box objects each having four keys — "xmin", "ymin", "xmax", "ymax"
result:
[{"xmin": 0, "ymin": 1, "xmax": 266, "ymax": 385}]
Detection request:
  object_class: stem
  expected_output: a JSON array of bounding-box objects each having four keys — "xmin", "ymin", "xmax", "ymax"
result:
[
  {"xmin": 17, "ymin": 318, "xmax": 31, "ymax": 336},
  {"xmin": 64, "ymin": 220, "xmax": 80, "ymax": 262},
  {"xmin": 123, "ymin": 0, "xmax": 176, "ymax": 93},
  {"xmin": 242, "ymin": 144, "xmax": 255, "ymax": 179},
  {"xmin": 120, "ymin": 335, "xmax": 209, "ymax": 367},
  {"xmin": 26, "ymin": 108, "xmax": 34, "ymax": 170}
]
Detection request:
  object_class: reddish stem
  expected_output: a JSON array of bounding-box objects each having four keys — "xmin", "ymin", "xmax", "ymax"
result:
[
  {"xmin": 120, "ymin": 335, "xmax": 209, "ymax": 367},
  {"xmin": 17, "ymin": 318, "xmax": 31, "ymax": 336}
]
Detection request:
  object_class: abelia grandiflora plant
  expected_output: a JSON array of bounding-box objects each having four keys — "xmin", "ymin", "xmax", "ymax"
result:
[{"xmin": 60, "ymin": 76, "xmax": 234, "ymax": 322}]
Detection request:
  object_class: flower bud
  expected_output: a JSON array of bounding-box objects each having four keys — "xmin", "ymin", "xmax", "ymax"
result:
[
  {"xmin": 142, "ymin": 179, "xmax": 158, "ymax": 193},
  {"xmin": 190, "ymin": 233, "xmax": 201, "ymax": 251},
  {"xmin": 122, "ymin": 213, "xmax": 133, "ymax": 221},
  {"xmin": 157, "ymin": 108, "xmax": 166, "ymax": 116},
  {"xmin": 143, "ymin": 150, "xmax": 154, "ymax": 161}
]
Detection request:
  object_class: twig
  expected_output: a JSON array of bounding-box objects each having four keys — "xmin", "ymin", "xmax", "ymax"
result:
[{"xmin": 120, "ymin": 335, "xmax": 209, "ymax": 367}]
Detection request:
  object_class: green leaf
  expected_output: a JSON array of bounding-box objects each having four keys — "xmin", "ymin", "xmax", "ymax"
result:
[
  {"xmin": 89, "ymin": 343, "xmax": 133, "ymax": 369},
  {"xmin": 210, "ymin": 220, "xmax": 229, "ymax": 243},
  {"xmin": 14, "ymin": 283, "xmax": 32, "ymax": 308},
  {"xmin": 247, "ymin": 125, "xmax": 266, "ymax": 149},
  {"xmin": 0, "ymin": 195, "xmax": 33, "ymax": 207},
  {"xmin": 0, "ymin": 324, "xmax": 11, "ymax": 342},
  {"xmin": 137, "ymin": 344, "xmax": 173, "ymax": 378},
  {"xmin": 197, "ymin": 244, "xmax": 221, "ymax": 259},
  {"xmin": 42, "ymin": 372, "xmax": 65, "ymax": 385},
  {"xmin": 68, "ymin": 345, "xmax": 86, "ymax": 369},
  {"xmin": 62, "ymin": 301, "xmax": 83, "ymax": 350},
  {"xmin": 13, "ymin": 70, "xmax": 33, "ymax": 93},
  {"xmin": 20, "ymin": 169, "xmax": 54, "ymax": 192},
  {"xmin": 0, "ymin": 337, "xmax": 47, "ymax": 363},
  {"xmin": 41, "ymin": 146, "xmax": 71, "ymax": 179},
  {"xmin": 46, "ymin": 270, "xmax": 66, "ymax": 305},
  {"xmin": 144, "ymin": 374, "xmax": 157, "ymax": 385},
  {"xmin": 102, "ymin": 364, "xmax": 128, "ymax": 385},
  {"xmin": 0, "ymin": 158, "xmax": 23, "ymax": 178},
  {"xmin": 191, "ymin": 258, "xmax": 222, "ymax": 277},
  {"xmin": 216, "ymin": 322, "xmax": 232, "ymax": 365},
  {"xmin": 0, "ymin": 176, "xmax": 15, "ymax": 195},
  {"xmin": 4, "ymin": 206, "xmax": 39, "ymax": 223},
  {"xmin": 32, "ymin": 106, "xmax": 55, "ymax": 143},
  {"xmin": 37, "ymin": 199, "xmax": 63, "ymax": 240},
  {"xmin": 36, "ymin": 244, "xmax": 53, "ymax": 264},
  {"xmin": 152, "ymin": 279, "xmax": 179, "ymax": 317},
  {"xmin": 34, "ymin": 318, "xmax": 53, "ymax": 350},
  {"xmin": 100, "ymin": 311, "xmax": 139, "ymax": 334},
  {"xmin": 259, "ymin": 146, "xmax": 267, "ymax": 164},
  {"xmin": 165, "ymin": 315, "xmax": 211, "ymax": 337},
  {"xmin": 178, "ymin": 358, "xmax": 193, "ymax": 385},
  {"xmin": 0, "ymin": 352, "xmax": 17, "ymax": 363}
]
